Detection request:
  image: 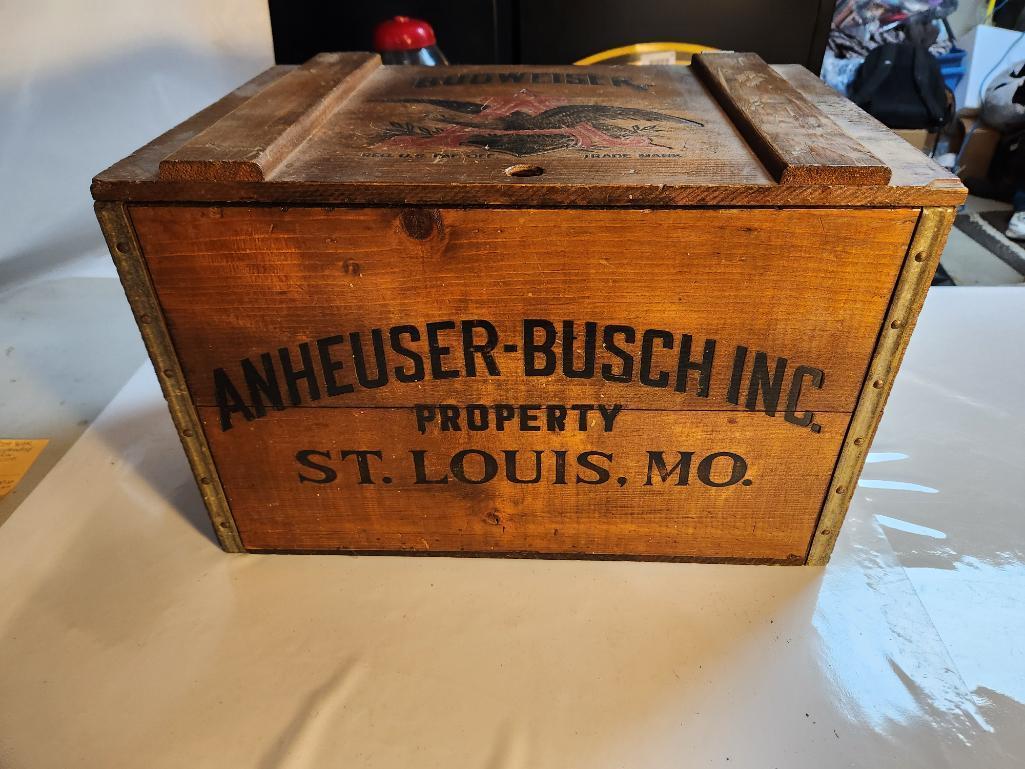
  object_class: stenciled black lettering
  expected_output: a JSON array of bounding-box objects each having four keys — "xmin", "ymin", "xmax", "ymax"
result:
[
  {"xmin": 523, "ymin": 319, "xmax": 557, "ymax": 376},
  {"xmin": 675, "ymin": 335, "xmax": 715, "ymax": 397},
  {"xmin": 339, "ymin": 450, "xmax": 383, "ymax": 484},
  {"xmin": 601, "ymin": 325, "xmax": 635, "ymax": 382},
  {"xmin": 576, "ymin": 451, "xmax": 613, "ymax": 485},
  {"xmin": 390, "ymin": 325, "xmax": 425, "ymax": 383},
  {"xmin": 784, "ymin": 365, "xmax": 825, "ymax": 430},
  {"xmin": 563, "ymin": 320, "xmax": 597, "ymax": 379},
  {"xmin": 553, "ymin": 450, "xmax": 568, "ymax": 484},
  {"xmin": 411, "ymin": 449, "xmax": 448, "ymax": 484},
  {"xmin": 596, "ymin": 404, "xmax": 623, "ymax": 432},
  {"xmin": 439, "ymin": 404, "xmax": 461, "ymax": 431},
  {"xmin": 546, "ymin": 404, "xmax": 567, "ymax": 431},
  {"xmin": 570, "ymin": 404, "xmax": 594, "ymax": 431},
  {"xmin": 745, "ymin": 352, "xmax": 788, "ymax": 416},
  {"xmin": 296, "ymin": 449, "xmax": 336, "ymax": 484},
  {"xmin": 727, "ymin": 345, "xmax": 749, "ymax": 405},
  {"xmin": 349, "ymin": 329, "xmax": 389, "ymax": 389},
  {"xmin": 278, "ymin": 343, "xmax": 321, "ymax": 406},
  {"xmin": 241, "ymin": 352, "xmax": 285, "ymax": 417},
  {"xmin": 426, "ymin": 321, "xmax": 459, "ymax": 380},
  {"xmin": 644, "ymin": 451, "xmax": 693, "ymax": 486},
  {"xmin": 213, "ymin": 367, "xmax": 254, "ymax": 431},
  {"xmin": 462, "ymin": 320, "xmax": 501, "ymax": 377},
  {"xmin": 317, "ymin": 335, "xmax": 355, "ymax": 396},
  {"xmin": 494, "ymin": 404, "xmax": 516, "ymax": 431},
  {"xmin": 414, "ymin": 404, "xmax": 436, "ymax": 434},
  {"xmin": 697, "ymin": 452, "xmax": 748, "ymax": 487},
  {"xmin": 639, "ymin": 329, "xmax": 674, "ymax": 388},
  {"xmin": 466, "ymin": 404, "xmax": 489, "ymax": 431},
  {"xmin": 450, "ymin": 449, "xmax": 499, "ymax": 484},
  {"xmin": 519, "ymin": 405, "xmax": 542, "ymax": 432},
  {"xmin": 504, "ymin": 450, "xmax": 544, "ymax": 483}
]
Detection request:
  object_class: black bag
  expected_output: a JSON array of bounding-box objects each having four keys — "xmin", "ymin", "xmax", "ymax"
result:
[
  {"xmin": 980, "ymin": 126, "xmax": 1025, "ymax": 198},
  {"xmin": 851, "ymin": 43, "xmax": 951, "ymax": 129}
]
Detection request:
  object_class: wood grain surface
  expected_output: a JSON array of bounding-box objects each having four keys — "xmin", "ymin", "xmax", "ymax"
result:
[
  {"xmin": 96, "ymin": 66, "xmax": 295, "ymax": 186},
  {"xmin": 692, "ymin": 53, "xmax": 890, "ymax": 186},
  {"xmin": 92, "ymin": 54, "xmax": 965, "ymax": 561},
  {"xmin": 200, "ymin": 406, "xmax": 849, "ymax": 560},
  {"xmin": 160, "ymin": 53, "xmax": 380, "ymax": 182},
  {"xmin": 773, "ymin": 65, "xmax": 965, "ymax": 195},
  {"xmin": 268, "ymin": 62, "xmax": 770, "ymax": 186},
  {"xmin": 131, "ymin": 205, "xmax": 917, "ymax": 416},
  {"xmin": 93, "ymin": 58, "xmax": 966, "ymax": 207}
]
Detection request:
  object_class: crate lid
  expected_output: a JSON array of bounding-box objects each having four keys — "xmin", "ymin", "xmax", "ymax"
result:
[{"xmin": 93, "ymin": 52, "xmax": 966, "ymax": 208}]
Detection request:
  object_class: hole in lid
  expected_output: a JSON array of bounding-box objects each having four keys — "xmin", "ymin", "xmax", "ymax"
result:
[{"xmin": 504, "ymin": 164, "xmax": 544, "ymax": 178}]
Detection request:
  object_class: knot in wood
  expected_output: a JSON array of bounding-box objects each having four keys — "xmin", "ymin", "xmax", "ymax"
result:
[{"xmin": 400, "ymin": 209, "xmax": 443, "ymax": 241}]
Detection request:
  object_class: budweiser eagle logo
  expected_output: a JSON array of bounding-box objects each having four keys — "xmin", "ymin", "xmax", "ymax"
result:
[{"xmin": 372, "ymin": 90, "xmax": 703, "ymax": 157}]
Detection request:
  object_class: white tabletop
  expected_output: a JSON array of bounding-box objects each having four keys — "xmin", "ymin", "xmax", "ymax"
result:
[{"xmin": 1, "ymin": 287, "xmax": 1022, "ymax": 769}]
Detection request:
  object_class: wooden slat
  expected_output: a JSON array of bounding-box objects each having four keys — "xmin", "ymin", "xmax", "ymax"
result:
[
  {"xmin": 159, "ymin": 52, "xmax": 380, "ymax": 182},
  {"xmin": 90, "ymin": 177, "xmax": 966, "ymax": 208},
  {"xmin": 94, "ymin": 66, "xmax": 294, "ymax": 188},
  {"xmin": 90, "ymin": 59, "xmax": 966, "ymax": 207},
  {"xmin": 201, "ymin": 406, "xmax": 849, "ymax": 561},
  {"xmin": 773, "ymin": 64, "xmax": 964, "ymax": 193},
  {"xmin": 130, "ymin": 205, "xmax": 917, "ymax": 415},
  {"xmin": 693, "ymin": 52, "xmax": 891, "ymax": 186}
]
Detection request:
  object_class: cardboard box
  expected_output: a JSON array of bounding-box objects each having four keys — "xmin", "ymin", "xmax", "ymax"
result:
[
  {"xmin": 893, "ymin": 128, "xmax": 935, "ymax": 152},
  {"xmin": 92, "ymin": 53, "xmax": 965, "ymax": 564},
  {"xmin": 957, "ymin": 116, "xmax": 1002, "ymax": 179}
]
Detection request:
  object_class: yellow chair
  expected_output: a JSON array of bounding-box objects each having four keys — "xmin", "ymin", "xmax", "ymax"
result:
[{"xmin": 575, "ymin": 42, "xmax": 719, "ymax": 66}]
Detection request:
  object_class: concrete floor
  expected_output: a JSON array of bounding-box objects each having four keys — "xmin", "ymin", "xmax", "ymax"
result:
[
  {"xmin": 0, "ymin": 198, "xmax": 1021, "ymax": 526},
  {"xmin": 941, "ymin": 196, "xmax": 1024, "ymax": 286},
  {"xmin": 0, "ymin": 249, "xmax": 146, "ymax": 526}
]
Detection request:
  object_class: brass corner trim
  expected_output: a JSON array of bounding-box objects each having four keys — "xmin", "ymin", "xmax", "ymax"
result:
[
  {"xmin": 806, "ymin": 206, "xmax": 955, "ymax": 565},
  {"xmin": 94, "ymin": 201, "xmax": 244, "ymax": 552}
]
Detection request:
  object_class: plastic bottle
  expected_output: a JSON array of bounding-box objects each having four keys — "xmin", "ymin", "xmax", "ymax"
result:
[{"xmin": 373, "ymin": 16, "xmax": 448, "ymax": 66}]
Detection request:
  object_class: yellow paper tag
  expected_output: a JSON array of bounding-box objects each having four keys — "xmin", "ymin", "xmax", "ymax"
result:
[{"xmin": 0, "ymin": 440, "xmax": 49, "ymax": 499}]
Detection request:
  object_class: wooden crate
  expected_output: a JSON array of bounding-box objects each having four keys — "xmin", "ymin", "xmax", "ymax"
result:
[{"xmin": 92, "ymin": 52, "xmax": 965, "ymax": 563}]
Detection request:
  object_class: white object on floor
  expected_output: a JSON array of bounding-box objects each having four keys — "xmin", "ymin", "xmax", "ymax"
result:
[
  {"xmin": 1005, "ymin": 211, "xmax": 1025, "ymax": 240},
  {"xmin": 936, "ymin": 151, "xmax": 957, "ymax": 170},
  {"xmin": 0, "ymin": 288, "xmax": 1022, "ymax": 768}
]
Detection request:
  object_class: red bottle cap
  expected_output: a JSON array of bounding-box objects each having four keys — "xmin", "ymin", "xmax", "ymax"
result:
[{"xmin": 373, "ymin": 16, "xmax": 437, "ymax": 52}]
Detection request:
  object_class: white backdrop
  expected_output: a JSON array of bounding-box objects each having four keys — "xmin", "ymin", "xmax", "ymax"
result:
[
  {"xmin": 0, "ymin": 0, "xmax": 274, "ymax": 286},
  {"xmin": 0, "ymin": 0, "xmax": 273, "ymax": 523}
]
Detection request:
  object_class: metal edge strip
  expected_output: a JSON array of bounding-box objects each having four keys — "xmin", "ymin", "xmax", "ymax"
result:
[
  {"xmin": 94, "ymin": 201, "xmax": 244, "ymax": 552},
  {"xmin": 806, "ymin": 206, "xmax": 955, "ymax": 565}
]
